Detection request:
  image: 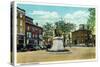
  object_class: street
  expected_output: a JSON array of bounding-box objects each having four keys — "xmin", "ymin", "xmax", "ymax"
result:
[{"xmin": 17, "ymin": 47, "xmax": 95, "ymax": 63}]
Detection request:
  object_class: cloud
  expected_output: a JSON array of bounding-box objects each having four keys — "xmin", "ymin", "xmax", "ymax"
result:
[
  {"xmin": 32, "ymin": 11, "xmax": 60, "ymax": 26},
  {"xmin": 31, "ymin": 10, "xmax": 89, "ymax": 28},
  {"xmin": 64, "ymin": 10, "xmax": 89, "ymax": 26},
  {"xmin": 32, "ymin": 11, "xmax": 51, "ymax": 15}
]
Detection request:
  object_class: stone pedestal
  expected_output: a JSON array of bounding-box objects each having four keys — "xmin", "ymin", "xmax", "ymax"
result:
[{"xmin": 48, "ymin": 37, "xmax": 65, "ymax": 51}]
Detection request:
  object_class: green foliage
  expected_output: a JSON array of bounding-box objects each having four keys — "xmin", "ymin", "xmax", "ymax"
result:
[
  {"xmin": 42, "ymin": 19, "xmax": 76, "ymax": 42},
  {"xmin": 55, "ymin": 19, "xmax": 76, "ymax": 47},
  {"xmin": 55, "ymin": 20, "xmax": 76, "ymax": 34},
  {"xmin": 43, "ymin": 23, "xmax": 53, "ymax": 40},
  {"xmin": 87, "ymin": 8, "xmax": 96, "ymax": 34}
]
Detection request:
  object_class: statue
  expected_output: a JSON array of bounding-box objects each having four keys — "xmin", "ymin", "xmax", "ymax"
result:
[
  {"xmin": 47, "ymin": 26, "xmax": 65, "ymax": 52},
  {"xmin": 54, "ymin": 28, "xmax": 62, "ymax": 37}
]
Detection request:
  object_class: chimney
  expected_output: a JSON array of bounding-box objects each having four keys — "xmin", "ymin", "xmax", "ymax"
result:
[
  {"xmin": 36, "ymin": 23, "xmax": 38, "ymax": 26},
  {"xmin": 79, "ymin": 24, "xmax": 84, "ymax": 30}
]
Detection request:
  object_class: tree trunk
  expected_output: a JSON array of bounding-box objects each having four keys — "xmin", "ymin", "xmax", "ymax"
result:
[{"xmin": 63, "ymin": 34, "xmax": 66, "ymax": 48}]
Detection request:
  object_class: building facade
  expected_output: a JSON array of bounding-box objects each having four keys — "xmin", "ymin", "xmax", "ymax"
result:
[
  {"xmin": 25, "ymin": 16, "xmax": 43, "ymax": 49},
  {"xmin": 17, "ymin": 7, "xmax": 43, "ymax": 51},
  {"xmin": 25, "ymin": 16, "xmax": 33, "ymax": 46},
  {"xmin": 31, "ymin": 24, "xmax": 43, "ymax": 49},
  {"xmin": 17, "ymin": 7, "xmax": 26, "ymax": 50},
  {"xmin": 72, "ymin": 30, "xmax": 92, "ymax": 46}
]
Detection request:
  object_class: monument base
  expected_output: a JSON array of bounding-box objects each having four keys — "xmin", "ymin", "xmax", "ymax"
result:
[
  {"xmin": 47, "ymin": 37, "xmax": 71, "ymax": 54},
  {"xmin": 47, "ymin": 49, "xmax": 70, "ymax": 52},
  {"xmin": 48, "ymin": 37, "xmax": 69, "ymax": 52}
]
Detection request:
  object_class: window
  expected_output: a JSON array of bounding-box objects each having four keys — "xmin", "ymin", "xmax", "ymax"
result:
[
  {"xmin": 20, "ymin": 13, "xmax": 23, "ymax": 18},
  {"xmin": 27, "ymin": 32, "xmax": 31, "ymax": 38},
  {"xmin": 39, "ymin": 35, "xmax": 42, "ymax": 39},
  {"xmin": 34, "ymin": 40, "xmax": 38, "ymax": 44},
  {"xmin": 27, "ymin": 26, "xmax": 29, "ymax": 31},
  {"xmin": 20, "ymin": 28, "xmax": 22, "ymax": 33},
  {"xmin": 27, "ymin": 32, "xmax": 29, "ymax": 38},
  {"xmin": 32, "ymin": 28, "xmax": 34, "ymax": 31},
  {"xmin": 20, "ymin": 20, "xmax": 23, "ymax": 26},
  {"xmin": 29, "ymin": 32, "xmax": 31, "ymax": 38},
  {"xmin": 33, "ymin": 34, "xmax": 34, "ymax": 38},
  {"xmin": 34, "ymin": 34, "xmax": 38, "ymax": 38}
]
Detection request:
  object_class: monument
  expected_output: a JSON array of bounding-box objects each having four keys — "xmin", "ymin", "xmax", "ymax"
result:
[{"xmin": 48, "ymin": 27, "xmax": 68, "ymax": 52}]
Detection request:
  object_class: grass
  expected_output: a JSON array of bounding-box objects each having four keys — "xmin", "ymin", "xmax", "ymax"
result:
[{"xmin": 17, "ymin": 47, "xmax": 95, "ymax": 63}]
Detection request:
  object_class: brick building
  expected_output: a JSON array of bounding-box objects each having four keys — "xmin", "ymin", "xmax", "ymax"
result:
[
  {"xmin": 72, "ymin": 30, "xmax": 91, "ymax": 44},
  {"xmin": 17, "ymin": 7, "xmax": 43, "ymax": 51},
  {"xmin": 25, "ymin": 16, "xmax": 43, "ymax": 50}
]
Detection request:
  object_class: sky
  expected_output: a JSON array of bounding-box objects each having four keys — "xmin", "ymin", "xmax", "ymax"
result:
[{"xmin": 17, "ymin": 3, "xmax": 90, "ymax": 28}]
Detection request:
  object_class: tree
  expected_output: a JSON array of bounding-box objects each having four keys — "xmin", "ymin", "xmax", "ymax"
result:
[
  {"xmin": 87, "ymin": 8, "xmax": 96, "ymax": 35},
  {"xmin": 43, "ymin": 22, "xmax": 53, "ymax": 40},
  {"xmin": 55, "ymin": 19, "xmax": 76, "ymax": 47}
]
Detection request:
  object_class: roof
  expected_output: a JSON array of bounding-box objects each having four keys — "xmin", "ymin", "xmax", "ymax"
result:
[
  {"xmin": 32, "ymin": 24, "xmax": 43, "ymax": 30},
  {"xmin": 26, "ymin": 23, "xmax": 43, "ymax": 30},
  {"xmin": 25, "ymin": 16, "xmax": 43, "ymax": 30},
  {"xmin": 25, "ymin": 16, "xmax": 33, "ymax": 24},
  {"xmin": 72, "ymin": 29, "xmax": 91, "ymax": 33},
  {"xmin": 25, "ymin": 16, "xmax": 33, "ymax": 21},
  {"xmin": 17, "ymin": 7, "xmax": 25, "ymax": 12}
]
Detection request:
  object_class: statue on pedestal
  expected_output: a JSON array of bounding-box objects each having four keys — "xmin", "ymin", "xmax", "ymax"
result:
[
  {"xmin": 47, "ymin": 26, "xmax": 65, "ymax": 52},
  {"xmin": 47, "ymin": 24, "xmax": 71, "ymax": 53}
]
